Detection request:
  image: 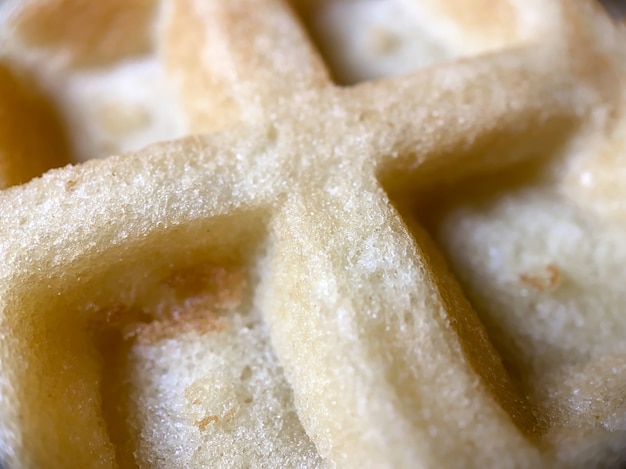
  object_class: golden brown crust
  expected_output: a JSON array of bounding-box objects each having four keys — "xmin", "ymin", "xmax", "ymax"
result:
[
  {"xmin": 159, "ymin": 0, "xmax": 241, "ymax": 133},
  {"xmin": 12, "ymin": 0, "xmax": 156, "ymax": 68}
]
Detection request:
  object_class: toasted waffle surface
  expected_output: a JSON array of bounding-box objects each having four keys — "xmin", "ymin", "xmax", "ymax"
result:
[{"xmin": 1, "ymin": 0, "xmax": 626, "ymax": 468}]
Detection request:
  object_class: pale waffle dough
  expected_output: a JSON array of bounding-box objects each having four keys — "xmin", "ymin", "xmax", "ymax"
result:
[{"xmin": 0, "ymin": 0, "xmax": 626, "ymax": 468}]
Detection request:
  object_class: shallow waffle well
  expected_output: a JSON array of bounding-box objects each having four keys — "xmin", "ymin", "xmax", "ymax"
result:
[{"xmin": 1, "ymin": 1, "xmax": 626, "ymax": 468}]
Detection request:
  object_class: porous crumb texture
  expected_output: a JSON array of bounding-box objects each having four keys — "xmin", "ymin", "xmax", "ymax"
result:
[{"xmin": 0, "ymin": 0, "xmax": 625, "ymax": 468}]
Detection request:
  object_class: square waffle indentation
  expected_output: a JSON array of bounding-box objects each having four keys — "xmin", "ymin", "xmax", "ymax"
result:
[
  {"xmin": 0, "ymin": 205, "xmax": 322, "ymax": 468},
  {"xmin": 290, "ymin": 0, "xmax": 543, "ymax": 85}
]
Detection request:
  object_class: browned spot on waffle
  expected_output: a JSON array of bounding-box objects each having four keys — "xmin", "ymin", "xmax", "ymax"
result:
[
  {"xmin": 194, "ymin": 407, "xmax": 238, "ymax": 431},
  {"xmin": 0, "ymin": 64, "xmax": 71, "ymax": 188},
  {"xmin": 427, "ymin": 0, "xmax": 519, "ymax": 43},
  {"xmin": 519, "ymin": 274, "xmax": 544, "ymax": 291},
  {"xmin": 123, "ymin": 309, "xmax": 227, "ymax": 346},
  {"xmin": 88, "ymin": 304, "xmax": 150, "ymax": 334},
  {"xmin": 519, "ymin": 263, "xmax": 562, "ymax": 292},
  {"xmin": 161, "ymin": 0, "xmax": 240, "ymax": 132},
  {"xmin": 91, "ymin": 264, "xmax": 245, "ymax": 346},
  {"xmin": 12, "ymin": 0, "xmax": 156, "ymax": 67},
  {"xmin": 162, "ymin": 265, "xmax": 246, "ymax": 311},
  {"xmin": 85, "ymin": 264, "xmax": 245, "ymax": 466},
  {"xmin": 195, "ymin": 415, "xmax": 220, "ymax": 431},
  {"xmin": 64, "ymin": 179, "xmax": 77, "ymax": 191}
]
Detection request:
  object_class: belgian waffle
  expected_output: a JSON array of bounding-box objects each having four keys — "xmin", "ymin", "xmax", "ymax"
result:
[{"xmin": 1, "ymin": 1, "xmax": 625, "ymax": 467}]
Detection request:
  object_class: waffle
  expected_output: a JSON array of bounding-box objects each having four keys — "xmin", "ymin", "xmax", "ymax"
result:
[{"xmin": 1, "ymin": 0, "xmax": 625, "ymax": 467}]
